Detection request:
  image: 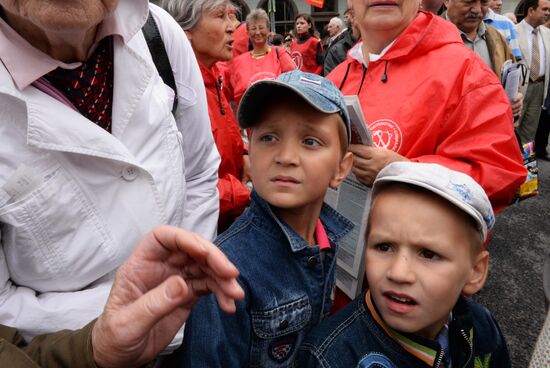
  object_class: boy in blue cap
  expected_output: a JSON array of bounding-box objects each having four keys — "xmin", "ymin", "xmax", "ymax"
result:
[
  {"xmin": 297, "ymin": 161, "xmax": 511, "ymax": 368},
  {"xmin": 179, "ymin": 71, "xmax": 354, "ymax": 367}
]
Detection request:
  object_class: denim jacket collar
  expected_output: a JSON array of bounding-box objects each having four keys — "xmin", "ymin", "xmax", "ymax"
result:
[
  {"xmin": 365, "ymin": 290, "xmax": 475, "ymax": 367},
  {"xmin": 248, "ymin": 190, "xmax": 353, "ymax": 253}
]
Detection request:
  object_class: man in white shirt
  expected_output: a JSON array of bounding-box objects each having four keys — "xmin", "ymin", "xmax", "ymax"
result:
[{"xmin": 515, "ymin": 0, "xmax": 550, "ymax": 151}]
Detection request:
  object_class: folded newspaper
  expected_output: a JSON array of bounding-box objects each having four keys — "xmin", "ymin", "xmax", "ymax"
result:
[
  {"xmin": 501, "ymin": 60, "xmax": 524, "ymax": 102},
  {"xmin": 325, "ymin": 95, "xmax": 373, "ymax": 299}
]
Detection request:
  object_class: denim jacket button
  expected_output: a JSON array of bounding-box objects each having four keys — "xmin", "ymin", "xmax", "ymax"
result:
[
  {"xmin": 279, "ymin": 319, "xmax": 289, "ymax": 330},
  {"xmin": 307, "ymin": 256, "xmax": 317, "ymax": 268}
]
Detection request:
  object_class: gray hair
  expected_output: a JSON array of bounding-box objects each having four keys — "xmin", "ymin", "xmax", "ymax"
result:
[
  {"xmin": 157, "ymin": 0, "xmax": 229, "ymax": 31},
  {"xmin": 246, "ymin": 8, "xmax": 270, "ymax": 28},
  {"xmin": 329, "ymin": 17, "xmax": 345, "ymax": 31}
]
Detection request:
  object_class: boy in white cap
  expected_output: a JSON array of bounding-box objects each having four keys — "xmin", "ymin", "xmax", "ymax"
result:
[
  {"xmin": 298, "ymin": 161, "xmax": 511, "ymax": 368},
  {"xmin": 177, "ymin": 70, "xmax": 354, "ymax": 367}
]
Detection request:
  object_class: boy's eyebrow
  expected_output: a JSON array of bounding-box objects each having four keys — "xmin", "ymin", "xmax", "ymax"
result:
[{"xmin": 253, "ymin": 120, "xmax": 282, "ymax": 131}]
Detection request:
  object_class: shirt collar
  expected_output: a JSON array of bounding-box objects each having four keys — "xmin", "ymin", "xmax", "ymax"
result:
[
  {"xmin": 249, "ymin": 190, "xmax": 353, "ymax": 253},
  {"xmin": 365, "ymin": 290, "xmax": 442, "ymax": 366},
  {"xmin": 484, "ymin": 8, "xmax": 497, "ymax": 21},
  {"xmin": 349, "ymin": 39, "xmax": 396, "ymax": 67},
  {"xmin": 316, "ymin": 219, "xmax": 331, "ymax": 250},
  {"xmin": 520, "ymin": 19, "xmax": 535, "ymax": 33},
  {"xmin": 369, "ymin": 40, "xmax": 396, "ymax": 62},
  {"xmin": 0, "ymin": 0, "xmax": 149, "ymax": 90}
]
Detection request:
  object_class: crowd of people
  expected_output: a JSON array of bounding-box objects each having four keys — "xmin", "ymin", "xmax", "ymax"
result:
[{"xmin": 0, "ymin": 0, "xmax": 548, "ymax": 367}]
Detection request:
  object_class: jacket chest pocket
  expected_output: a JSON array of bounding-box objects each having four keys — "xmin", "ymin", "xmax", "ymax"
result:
[
  {"xmin": 0, "ymin": 159, "xmax": 114, "ymax": 292},
  {"xmin": 250, "ymin": 296, "xmax": 312, "ymax": 368}
]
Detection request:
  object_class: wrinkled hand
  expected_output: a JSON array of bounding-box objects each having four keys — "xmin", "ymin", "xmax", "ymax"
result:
[
  {"xmin": 511, "ymin": 92, "xmax": 523, "ymax": 117},
  {"xmin": 241, "ymin": 155, "xmax": 252, "ymax": 189},
  {"xmin": 92, "ymin": 226, "xmax": 244, "ymax": 368},
  {"xmin": 349, "ymin": 145, "xmax": 408, "ymax": 187}
]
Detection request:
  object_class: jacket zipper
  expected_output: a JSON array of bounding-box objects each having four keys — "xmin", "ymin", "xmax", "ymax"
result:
[
  {"xmin": 433, "ymin": 348, "xmax": 444, "ymax": 368},
  {"xmin": 460, "ymin": 329, "xmax": 473, "ymax": 368},
  {"xmin": 216, "ymin": 75, "xmax": 225, "ymax": 116}
]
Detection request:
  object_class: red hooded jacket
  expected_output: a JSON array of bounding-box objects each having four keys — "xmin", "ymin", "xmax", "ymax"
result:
[
  {"xmin": 290, "ymin": 34, "xmax": 323, "ymax": 75},
  {"xmin": 199, "ymin": 62, "xmax": 250, "ymax": 231},
  {"xmin": 328, "ymin": 11, "xmax": 525, "ymax": 214},
  {"xmin": 226, "ymin": 46, "xmax": 296, "ymax": 108}
]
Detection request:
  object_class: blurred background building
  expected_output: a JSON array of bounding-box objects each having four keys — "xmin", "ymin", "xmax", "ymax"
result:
[{"xmin": 235, "ymin": 1, "xmax": 524, "ymax": 36}]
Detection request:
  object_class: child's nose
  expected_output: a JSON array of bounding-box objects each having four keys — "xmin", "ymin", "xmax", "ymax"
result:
[
  {"xmin": 275, "ymin": 142, "xmax": 299, "ymax": 165},
  {"xmin": 386, "ymin": 254, "xmax": 416, "ymax": 284}
]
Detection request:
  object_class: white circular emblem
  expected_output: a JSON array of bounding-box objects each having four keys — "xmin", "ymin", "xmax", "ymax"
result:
[
  {"xmin": 291, "ymin": 51, "xmax": 303, "ymax": 69},
  {"xmin": 369, "ymin": 119, "xmax": 403, "ymax": 152}
]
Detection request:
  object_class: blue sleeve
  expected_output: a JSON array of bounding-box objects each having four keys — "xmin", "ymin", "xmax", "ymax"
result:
[
  {"xmin": 181, "ymin": 293, "xmax": 251, "ymax": 367},
  {"xmin": 507, "ymin": 23, "xmax": 522, "ymax": 60}
]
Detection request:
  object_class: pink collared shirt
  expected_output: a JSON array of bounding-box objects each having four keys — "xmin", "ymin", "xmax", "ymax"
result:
[
  {"xmin": 0, "ymin": 10, "xmax": 125, "ymax": 90},
  {"xmin": 316, "ymin": 218, "xmax": 331, "ymax": 250}
]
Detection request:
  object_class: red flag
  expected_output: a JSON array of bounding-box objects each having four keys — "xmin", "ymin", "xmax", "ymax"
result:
[{"xmin": 304, "ymin": 0, "xmax": 325, "ymax": 8}]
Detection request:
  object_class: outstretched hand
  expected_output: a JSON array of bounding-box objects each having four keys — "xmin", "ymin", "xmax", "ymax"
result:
[
  {"xmin": 92, "ymin": 225, "xmax": 244, "ymax": 368},
  {"xmin": 349, "ymin": 145, "xmax": 408, "ymax": 186}
]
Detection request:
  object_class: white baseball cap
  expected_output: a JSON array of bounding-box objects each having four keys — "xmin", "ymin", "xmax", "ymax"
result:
[{"xmin": 373, "ymin": 162, "xmax": 495, "ymax": 242}]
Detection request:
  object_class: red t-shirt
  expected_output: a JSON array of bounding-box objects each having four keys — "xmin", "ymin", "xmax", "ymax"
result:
[
  {"xmin": 290, "ymin": 35, "xmax": 323, "ymax": 75},
  {"xmin": 226, "ymin": 47, "xmax": 297, "ymax": 108}
]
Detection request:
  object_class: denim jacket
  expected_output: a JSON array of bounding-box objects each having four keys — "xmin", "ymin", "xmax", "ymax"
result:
[
  {"xmin": 179, "ymin": 190, "xmax": 353, "ymax": 368},
  {"xmin": 298, "ymin": 290, "xmax": 511, "ymax": 368}
]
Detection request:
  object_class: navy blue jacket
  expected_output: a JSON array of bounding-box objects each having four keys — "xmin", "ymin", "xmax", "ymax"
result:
[
  {"xmin": 298, "ymin": 290, "xmax": 511, "ymax": 368},
  {"xmin": 180, "ymin": 190, "xmax": 353, "ymax": 367}
]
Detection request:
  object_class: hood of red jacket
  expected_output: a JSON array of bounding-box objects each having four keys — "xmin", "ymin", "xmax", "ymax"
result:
[{"xmin": 346, "ymin": 11, "xmax": 462, "ymax": 65}]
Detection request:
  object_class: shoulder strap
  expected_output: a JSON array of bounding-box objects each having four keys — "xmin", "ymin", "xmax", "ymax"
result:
[{"xmin": 142, "ymin": 11, "xmax": 178, "ymax": 115}]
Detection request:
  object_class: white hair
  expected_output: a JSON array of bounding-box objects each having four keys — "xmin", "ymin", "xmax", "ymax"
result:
[
  {"xmin": 329, "ymin": 17, "xmax": 345, "ymax": 31},
  {"xmin": 157, "ymin": 0, "xmax": 229, "ymax": 31}
]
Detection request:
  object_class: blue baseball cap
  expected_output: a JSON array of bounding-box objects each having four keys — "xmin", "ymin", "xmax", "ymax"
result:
[{"xmin": 237, "ymin": 70, "xmax": 351, "ymax": 144}]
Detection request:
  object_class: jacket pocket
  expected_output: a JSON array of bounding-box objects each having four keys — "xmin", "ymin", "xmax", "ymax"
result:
[
  {"xmin": 250, "ymin": 296, "xmax": 312, "ymax": 368},
  {"xmin": 0, "ymin": 158, "xmax": 114, "ymax": 292}
]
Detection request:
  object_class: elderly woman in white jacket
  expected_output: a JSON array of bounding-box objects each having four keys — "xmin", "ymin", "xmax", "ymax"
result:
[{"xmin": 0, "ymin": 0, "xmax": 220, "ymax": 349}]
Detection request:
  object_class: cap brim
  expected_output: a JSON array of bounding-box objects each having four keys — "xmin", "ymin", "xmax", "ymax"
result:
[
  {"xmin": 373, "ymin": 176, "xmax": 488, "ymax": 242},
  {"xmin": 238, "ymin": 80, "xmax": 343, "ymax": 129}
]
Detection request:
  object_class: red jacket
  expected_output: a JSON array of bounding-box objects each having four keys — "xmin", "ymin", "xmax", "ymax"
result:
[
  {"xmin": 328, "ymin": 11, "xmax": 525, "ymax": 214},
  {"xmin": 199, "ymin": 62, "xmax": 250, "ymax": 231},
  {"xmin": 226, "ymin": 46, "xmax": 296, "ymax": 108},
  {"xmin": 290, "ymin": 34, "xmax": 323, "ymax": 75}
]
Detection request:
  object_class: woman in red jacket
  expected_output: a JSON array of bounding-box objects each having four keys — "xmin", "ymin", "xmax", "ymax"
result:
[
  {"xmin": 226, "ymin": 8, "xmax": 296, "ymax": 108},
  {"xmin": 327, "ymin": 4, "xmax": 525, "ymax": 215},
  {"xmin": 290, "ymin": 13, "xmax": 324, "ymax": 75},
  {"xmin": 160, "ymin": 0, "xmax": 250, "ymax": 232}
]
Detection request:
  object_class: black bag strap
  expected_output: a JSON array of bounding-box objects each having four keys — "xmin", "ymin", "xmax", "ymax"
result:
[{"xmin": 142, "ymin": 12, "xmax": 178, "ymax": 115}]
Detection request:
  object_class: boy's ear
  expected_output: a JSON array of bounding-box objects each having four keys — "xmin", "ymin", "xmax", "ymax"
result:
[
  {"xmin": 462, "ymin": 250, "xmax": 489, "ymax": 297},
  {"xmin": 329, "ymin": 152, "xmax": 353, "ymax": 189}
]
